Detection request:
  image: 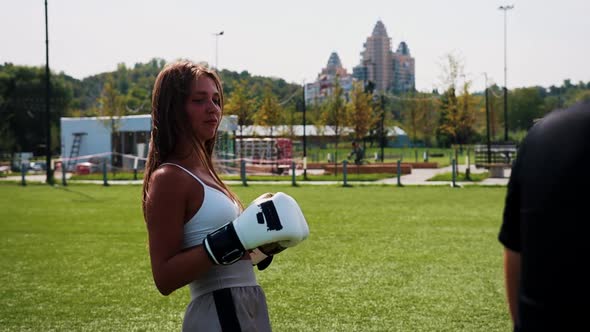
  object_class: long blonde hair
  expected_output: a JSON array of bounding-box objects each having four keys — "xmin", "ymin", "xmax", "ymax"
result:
[{"xmin": 142, "ymin": 61, "xmax": 242, "ymax": 216}]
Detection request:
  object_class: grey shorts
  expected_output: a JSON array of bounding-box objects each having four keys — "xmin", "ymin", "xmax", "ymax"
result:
[{"xmin": 182, "ymin": 286, "xmax": 271, "ymax": 332}]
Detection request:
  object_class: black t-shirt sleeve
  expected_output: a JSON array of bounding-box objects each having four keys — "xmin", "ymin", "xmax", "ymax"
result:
[{"xmin": 498, "ymin": 145, "xmax": 525, "ymax": 252}]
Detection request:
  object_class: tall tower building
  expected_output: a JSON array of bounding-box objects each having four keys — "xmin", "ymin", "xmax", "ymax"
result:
[
  {"xmin": 305, "ymin": 52, "xmax": 353, "ymax": 106},
  {"xmin": 392, "ymin": 41, "xmax": 415, "ymax": 93},
  {"xmin": 358, "ymin": 21, "xmax": 393, "ymax": 92},
  {"xmin": 353, "ymin": 21, "xmax": 415, "ymax": 94}
]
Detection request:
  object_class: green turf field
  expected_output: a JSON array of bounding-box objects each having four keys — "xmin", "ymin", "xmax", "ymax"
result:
[{"xmin": 0, "ymin": 183, "xmax": 511, "ymax": 331}]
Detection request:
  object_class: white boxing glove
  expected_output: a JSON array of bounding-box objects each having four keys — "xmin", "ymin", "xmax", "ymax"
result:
[
  {"xmin": 251, "ymin": 192, "xmax": 274, "ymax": 205},
  {"xmin": 248, "ymin": 193, "xmax": 280, "ymax": 269},
  {"xmin": 203, "ymin": 192, "xmax": 309, "ymax": 265}
]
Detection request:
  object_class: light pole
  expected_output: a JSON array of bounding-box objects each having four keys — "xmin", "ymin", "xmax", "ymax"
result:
[
  {"xmin": 44, "ymin": 0, "xmax": 53, "ymax": 185},
  {"xmin": 498, "ymin": 5, "xmax": 514, "ymax": 142},
  {"xmin": 302, "ymin": 82, "xmax": 307, "ymax": 180},
  {"xmin": 213, "ymin": 31, "xmax": 224, "ymax": 69},
  {"xmin": 380, "ymin": 94, "xmax": 385, "ymax": 163},
  {"xmin": 482, "ymin": 73, "xmax": 491, "ymax": 164}
]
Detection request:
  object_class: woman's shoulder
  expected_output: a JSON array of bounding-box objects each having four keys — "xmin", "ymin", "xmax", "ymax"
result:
[
  {"xmin": 149, "ymin": 164, "xmax": 200, "ymax": 194},
  {"xmin": 145, "ymin": 163, "xmax": 208, "ymax": 224},
  {"xmin": 152, "ymin": 163, "xmax": 186, "ymax": 180}
]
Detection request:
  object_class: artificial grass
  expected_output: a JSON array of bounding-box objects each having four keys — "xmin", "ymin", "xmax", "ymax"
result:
[
  {"xmin": 304, "ymin": 146, "xmax": 473, "ymax": 167},
  {"xmin": 0, "ymin": 183, "xmax": 511, "ymax": 331}
]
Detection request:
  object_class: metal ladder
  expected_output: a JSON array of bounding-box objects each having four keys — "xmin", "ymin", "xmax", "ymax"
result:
[{"xmin": 67, "ymin": 132, "xmax": 86, "ymax": 170}]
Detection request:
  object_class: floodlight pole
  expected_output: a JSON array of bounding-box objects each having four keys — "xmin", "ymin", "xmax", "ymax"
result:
[
  {"xmin": 213, "ymin": 31, "xmax": 224, "ymax": 69},
  {"xmin": 45, "ymin": 0, "xmax": 53, "ymax": 185},
  {"xmin": 483, "ymin": 73, "xmax": 491, "ymax": 164},
  {"xmin": 302, "ymin": 82, "xmax": 307, "ymax": 179},
  {"xmin": 499, "ymin": 5, "xmax": 514, "ymax": 142},
  {"xmin": 380, "ymin": 94, "xmax": 385, "ymax": 163}
]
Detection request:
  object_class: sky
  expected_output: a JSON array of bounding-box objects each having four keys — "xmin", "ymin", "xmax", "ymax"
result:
[{"xmin": 1, "ymin": 0, "xmax": 589, "ymax": 92}]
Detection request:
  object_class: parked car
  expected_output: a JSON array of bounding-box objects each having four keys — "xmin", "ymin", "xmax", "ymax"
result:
[
  {"xmin": 0, "ymin": 165, "xmax": 10, "ymax": 177},
  {"xmin": 29, "ymin": 161, "xmax": 46, "ymax": 172},
  {"xmin": 75, "ymin": 162, "xmax": 99, "ymax": 175}
]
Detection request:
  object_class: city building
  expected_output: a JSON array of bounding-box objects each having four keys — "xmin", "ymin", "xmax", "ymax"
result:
[
  {"xmin": 392, "ymin": 41, "xmax": 416, "ymax": 93},
  {"xmin": 305, "ymin": 52, "xmax": 354, "ymax": 106},
  {"xmin": 353, "ymin": 20, "xmax": 415, "ymax": 94}
]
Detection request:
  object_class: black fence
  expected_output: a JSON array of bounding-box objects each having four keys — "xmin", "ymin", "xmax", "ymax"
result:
[{"xmin": 474, "ymin": 143, "xmax": 517, "ymax": 168}]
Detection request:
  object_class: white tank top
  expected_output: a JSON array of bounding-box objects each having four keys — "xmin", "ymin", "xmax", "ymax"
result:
[
  {"xmin": 161, "ymin": 163, "xmax": 241, "ymax": 247},
  {"xmin": 160, "ymin": 163, "xmax": 257, "ymax": 298}
]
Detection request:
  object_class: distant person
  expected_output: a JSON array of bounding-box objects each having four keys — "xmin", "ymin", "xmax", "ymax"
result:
[
  {"xmin": 272, "ymin": 141, "xmax": 283, "ymax": 174},
  {"xmin": 348, "ymin": 141, "xmax": 365, "ymax": 165},
  {"xmin": 142, "ymin": 61, "xmax": 308, "ymax": 331},
  {"xmin": 275, "ymin": 142, "xmax": 283, "ymax": 161},
  {"xmin": 498, "ymin": 101, "xmax": 590, "ymax": 331}
]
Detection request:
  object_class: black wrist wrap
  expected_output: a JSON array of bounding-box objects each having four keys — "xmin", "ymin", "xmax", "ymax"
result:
[{"xmin": 203, "ymin": 222, "xmax": 245, "ymax": 265}]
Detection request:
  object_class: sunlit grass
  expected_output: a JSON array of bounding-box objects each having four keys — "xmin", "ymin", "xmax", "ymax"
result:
[{"xmin": 0, "ymin": 183, "xmax": 510, "ymax": 331}]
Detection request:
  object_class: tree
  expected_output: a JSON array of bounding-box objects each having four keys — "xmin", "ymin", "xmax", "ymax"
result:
[
  {"xmin": 346, "ymin": 81, "xmax": 375, "ymax": 142},
  {"xmin": 115, "ymin": 63, "xmax": 130, "ymax": 95},
  {"xmin": 0, "ymin": 64, "xmax": 71, "ymax": 156},
  {"xmin": 568, "ymin": 89, "xmax": 590, "ymax": 106},
  {"xmin": 436, "ymin": 87, "xmax": 458, "ymax": 147},
  {"xmin": 274, "ymin": 85, "xmax": 302, "ymax": 139},
  {"xmin": 0, "ymin": 114, "xmax": 15, "ymax": 155},
  {"xmin": 321, "ymin": 78, "xmax": 346, "ymax": 159},
  {"xmin": 125, "ymin": 85, "xmax": 148, "ymax": 113},
  {"xmin": 219, "ymin": 68, "xmax": 301, "ymax": 109},
  {"xmin": 418, "ymin": 94, "xmax": 439, "ymax": 147},
  {"xmin": 281, "ymin": 102, "xmax": 301, "ymax": 140},
  {"xmin": 438, "ymin": 53, "xmax": 463, "ymax": 93},
  {"xmin": 508, "ymin": 87, "xmax": 545, "ymax": 130},
  {"xmin": 543, "ymin": 94, "xmax": 562, "ymax": 114},
  {"xmin": 437, "ymin": 81, "xmax": 479, "ymax": 147},
  {"xmin": 436, "ymin": 53, "xmax": 462, "ymax": 147},
  {"xmin": 400, "ymin": 92, "xmax": 424, "ymax": 146},
  {"xmin": 435, "ymin": 53, "xmax": 478, "ymax": 147},
  {"xmin": 224, "ymin": 79, "xmax": 254, "ymax": 157},
  {"xmin": 306, "ymin": 102, "xmax": 325, "ymax": 138},
  {"xmin": 455, "ymin": 81, "xmax": 478, "ymax": 144},
  {"xmin": 366, "ymin": 93, "xmax": 383, "ymax": 148},
  {"xmin": 99, "ymin": 77, "xmax": 126, "ymax": 125},
  {"xmin": 98, "ymin": 77, "xmax": 126, "ymax": 168},
  {"xmin": 254, "ymin": 85, "xmax": 282, "ymax": 137},
  {"xmin": 398, "ymin": 92, "xmax": 441, "ymax": 147}
]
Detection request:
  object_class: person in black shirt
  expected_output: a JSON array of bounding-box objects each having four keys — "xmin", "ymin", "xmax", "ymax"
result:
[
  {"xmin": 498, "ymin": 101, "xmax": 590, "ymax": 331},
  {"xmin": 348, "ymin": 141, "xmax": 365, "ymax": 165}
]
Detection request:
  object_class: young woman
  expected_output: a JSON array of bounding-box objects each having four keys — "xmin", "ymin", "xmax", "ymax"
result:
[{"xmin": 142, "ymin": 61, "xmax": 271, "ymax": 331}]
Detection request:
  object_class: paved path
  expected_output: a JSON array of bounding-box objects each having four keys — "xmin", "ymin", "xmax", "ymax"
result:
[{"xmin": 377, "ymin": 165, "xmax": 510, "ymax": 186}]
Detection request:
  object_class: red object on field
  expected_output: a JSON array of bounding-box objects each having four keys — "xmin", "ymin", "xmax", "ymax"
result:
[
  {"xmin": 75, "ymin": 162, "xmax": 92, "ymax": 175},
  {"xmin": 276, "ymin": 138, "xmax": 292, "ymax": 164}
]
